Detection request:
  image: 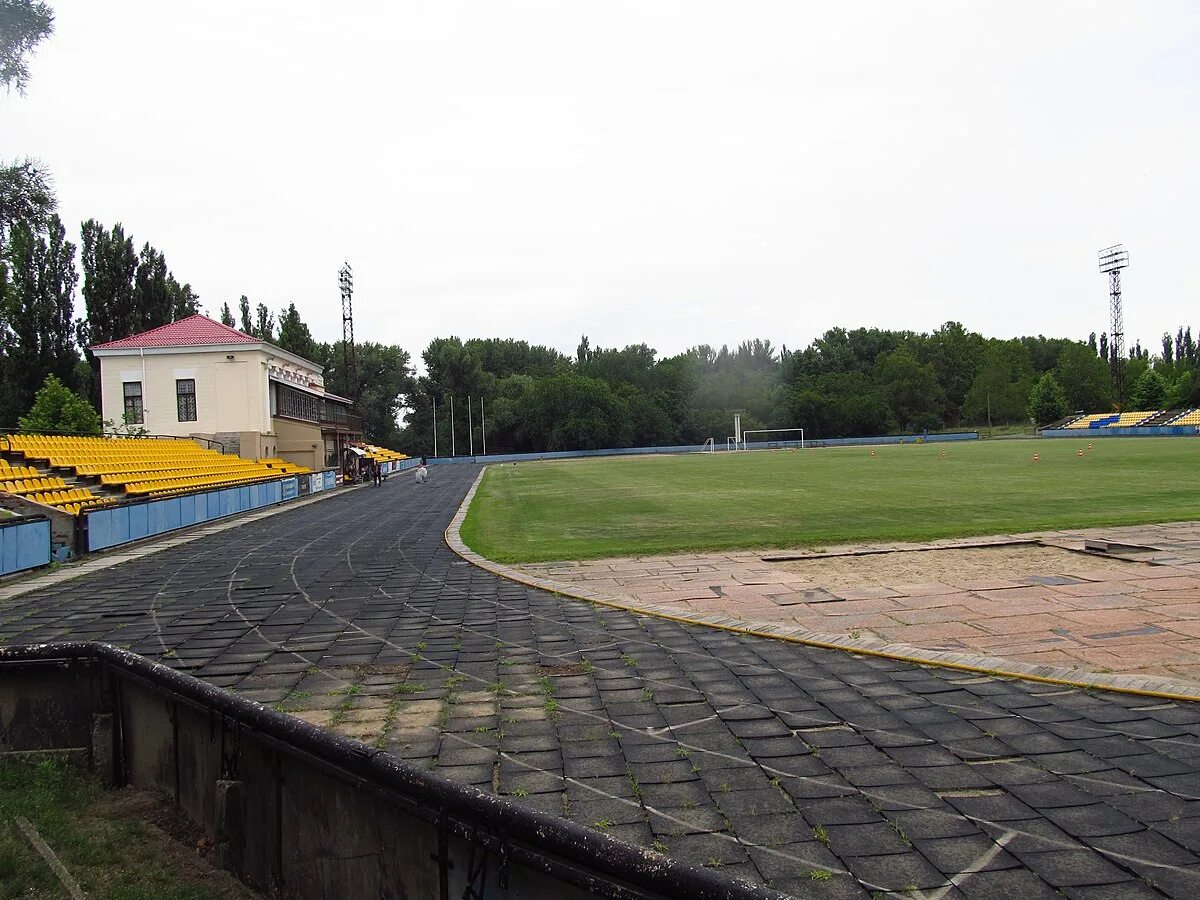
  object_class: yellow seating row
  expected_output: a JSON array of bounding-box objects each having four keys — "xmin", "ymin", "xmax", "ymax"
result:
[
  {"xmin": 0, "ymin": 477, "xmax": 68, "ymax": 494},
  {"xmin": 106, "ymin": 465, "xmax": 271, "ymax": 494},
  {"xmin": 1168, "ymin": 408, "xmax": 1200, "ymax": 426},
  {"xmin": 0, "ymin": 463, "xmax": 40, "ymax": 479},
  {"xmin": 131, "ymin": 469, "xmax": 280, "ymax": 497},
  {"xmin": 102, "ymin": 462, "xmax": 266, "ymax": 488},
  {"xmin": 256, "ymin": 458, "xmax": 313, "ymax": 474},
  {"xmin": 30, "ymin": 489, "xmax": 115, "ymax": 510},
  {"xmin": 1065, "ymin": 411, "xmax": 1158, "ymax": 428},
  {"xmin": 78, "ymin": 459, "xmax": 238, "ymax": 477}
]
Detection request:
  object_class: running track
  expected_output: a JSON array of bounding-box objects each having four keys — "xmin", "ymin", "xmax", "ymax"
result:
[{"xmin": 2, "ymin": 466, "xmax": 1199, "ymax": 898}]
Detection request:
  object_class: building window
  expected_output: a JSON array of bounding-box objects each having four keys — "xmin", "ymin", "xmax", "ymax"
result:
[
  {"xmin": 275, "ymin": 383, "xmax": 320, "ymax": 423},
  {"xmin": 123, "ymin": 381, "xmax": 143, "ymax": 424},
  {"xmin": 176, "ymin": 379, "xmax": 197, "ymax": 422}
]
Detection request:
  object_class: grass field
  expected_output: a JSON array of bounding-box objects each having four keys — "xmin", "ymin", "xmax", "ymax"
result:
[{"xmin": 460, "ymin": 438, "xmax": 1200, "ymax": 563}]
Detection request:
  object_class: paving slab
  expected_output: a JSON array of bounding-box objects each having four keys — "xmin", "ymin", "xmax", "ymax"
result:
[
  {"xmin": 2, "ymin": 464, "xmax": 1199, "ymax": 897},
  {"xmin": 514, "ymin": 521, "xmax": 1200, "ymax": 688}
]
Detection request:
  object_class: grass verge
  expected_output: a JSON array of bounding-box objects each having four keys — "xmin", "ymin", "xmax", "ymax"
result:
[{"xmin": 0, "ymin": 756, "xmax": 255, "ymax": 899}]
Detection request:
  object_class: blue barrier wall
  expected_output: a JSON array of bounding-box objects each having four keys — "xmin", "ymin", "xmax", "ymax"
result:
[
  {"xmin": 0, "ymin": 516, "xmax": 51, "ymax": 576},
  {"xmin": 1041, "ymin": 426, "xmax": 1198, "ymax": 439},
  {"xmin": 86, "ymin": 478, "xmax": 295, "ymax": 552},
  {"xmin": 427, "ymin": 432, "xmax": 979, "ymax": 466}
]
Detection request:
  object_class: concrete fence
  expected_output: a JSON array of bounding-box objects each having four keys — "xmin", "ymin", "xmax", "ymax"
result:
[
  {"xmin": 0, "ymin": 515, "xmax": 50, "ymax": 576},
  {"xmin": 1041, "ymin": 426, "xmax": 1199, "ymax": 438},
  {"xmin": 0, "ymin": 642, "xmax": 783, "ymax": 900},
  {"xmin": 84, "ymin": 477, "xmax": 298, "ymax": 551}
]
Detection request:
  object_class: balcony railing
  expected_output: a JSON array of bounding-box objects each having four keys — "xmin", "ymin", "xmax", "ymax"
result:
[{"xmin": 321, "ymin": 406, "xmax": 363, "ymax": 433}]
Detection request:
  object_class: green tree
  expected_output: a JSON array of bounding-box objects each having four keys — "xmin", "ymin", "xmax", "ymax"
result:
[
  {"xmin": 1027, "ymin": 372, "xmax": 1068, "ymax": 425},
  {"xmin": 1130, "ymin": 368, "xmax": 1167, "ymax": 410},
  {"xmin": 237, "ymin": 295, "xmax": 252, "ymax": 334},
  {"xmin": 325, "ymin": 340, "xmax": 412, "ymax": 447},
  {"xmin": 1054, "ymin": 342, "xmax": 1112, "ymax": 412},
  {"xmin": 219, "ymin": 301, "xmax": 235, "ymax": 327},
  {"xmin": 253, "ymin": 302, "xmax": 274, "ymax": 341},
  {"xmin": 18, "ymin": 373, "xmax": 100, "ymax": 434},
  {"xmin": 927, "ymin": 321, "xmax": 983, "ymax": 426},
  {"xmin": 0, "ymin": 0, "xmax": 53, "ymax": 95},
  {"xmin": 276, "ymin": 302, "xmax": 319, "ymax": 361},
  {"xmin": 515, "ymin": 373, "xmax": 631, "ymax": 451},
  {"xmin": 962, "ymin": 341, "xmax": 1033, "ymax": 425},
  {"xmin": 0, "ymin": 157, "xmax": 55, "ymax": 246},
  {"xmin": 1, "ymin": 214, "xmax": 78, "ymax": 423},
  {"xmin": 874, "ymin": 346, "xmax": 943, "ymax": 431},
  {"xmin": 77, "ymin": 219, "xmax": 136, "ymax": 404}
]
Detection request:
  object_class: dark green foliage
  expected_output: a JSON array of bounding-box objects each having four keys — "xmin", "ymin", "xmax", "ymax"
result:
[
  {"xmin": 1055, "ymin": 342, "xmax": 1112, "ymax": 412},
  {"xmin": 18, "ymin": 372, "xmax": 100, "ymax": 433},
  {"xmin": 253, "ymin": 302, "xmax": 274, "ymax": 341},
  {"xmin": 0, "ymin": 214, "xmax": 79, "ymax": 423},
  {"xmin": 403, "ymin": 320, "xmax": 1200, "ymax": 454},
  {"xmin": 219, "ymin": 301, "xmax": 235, "ymax": 327},
  {"xmin": 0, "ymin": 0, "xmax": 53, "ymax": 94},
  {"xmin": 325, "ymin": 340, "xmax": 412, "ymax": 447},
  {"xmin": 237, "ymin": 294, "xmax": 251, "ymax": 333},
  {"xmin": 276, "ymin": 302, "xmax": 319, "ymax": 361},
  {"xmin": 1028, "ymin": 372, "xmax": 1068, "ymax": 425},
  {"xmin": 0, "ymin": 158, "xmax": 54, "ymax": 239},
  {"xmin": 77, "ymin": 219, "xmax": 199, "ymax": 404},
  {"xmin": 1130, "ymin": 367, "xmax": 1167, "ymax": 410}
]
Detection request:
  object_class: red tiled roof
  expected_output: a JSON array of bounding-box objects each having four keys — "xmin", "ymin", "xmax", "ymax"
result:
[{"xmin": 91, "ymin": 314, "xmax": 261, "ymax": 350}]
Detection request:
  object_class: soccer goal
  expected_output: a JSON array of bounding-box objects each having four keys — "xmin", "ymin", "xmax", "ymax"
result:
[
  {"xmin": 701, "ymin": 438, "xmax": 715, "ymax": 453},
  {"xmin": 740, "ymin": 428, "xmax": 805, "ymax": 450}
]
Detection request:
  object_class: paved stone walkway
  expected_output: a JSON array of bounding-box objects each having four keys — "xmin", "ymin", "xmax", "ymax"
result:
[
  {"xmin": 516, "ymin": 525, "xmax": 1200, "ymax": 688},
  {"xmin": 3, "ymin": 467, "xmax": 1200, "ymax": 898}
]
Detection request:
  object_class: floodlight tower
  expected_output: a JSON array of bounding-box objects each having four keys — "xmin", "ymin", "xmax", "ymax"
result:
[
  {"xmin": 339, "ymin": 262, "xmax": 358, "ymax": 402},
  {"xmin": 1098, "ymin": 244, "xmax": 1129, "ymax": 409}
]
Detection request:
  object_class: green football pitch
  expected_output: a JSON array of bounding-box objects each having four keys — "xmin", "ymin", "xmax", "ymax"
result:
[{"xmin": 459, "ymin": 437, "xmax": 1200, "ymax": 563}]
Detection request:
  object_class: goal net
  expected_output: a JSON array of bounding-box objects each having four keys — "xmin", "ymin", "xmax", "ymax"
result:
[{"xmin": 740, "ymin": 428, "xmax": 805, "ymax": 450}]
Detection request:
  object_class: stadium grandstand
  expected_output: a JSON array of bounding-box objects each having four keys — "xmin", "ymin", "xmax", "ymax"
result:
[
  {"xmin": 1, "ymin": 317, "xmax": 411, "ymax": 537},
  {"xmin": 1059, "ymin": 408, "xmax": 1200, "ymax": 429},
  {"xmin": 1, "ymin": 434, "xmax": 314, "ymax": 515}
]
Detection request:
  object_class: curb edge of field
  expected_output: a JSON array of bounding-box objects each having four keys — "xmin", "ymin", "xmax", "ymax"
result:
[{"xmin": 446, "ymin": 466, "xmax": 1200, "ymax": 704}]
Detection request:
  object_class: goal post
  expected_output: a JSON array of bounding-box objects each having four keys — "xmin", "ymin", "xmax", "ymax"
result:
[
  {"xmin": 701, "ymin": 438, "xmax": 715, "ymax": 453},
  {"xmin": 740, "ymin": 428, "xmax": 805, "ymax": 450}
]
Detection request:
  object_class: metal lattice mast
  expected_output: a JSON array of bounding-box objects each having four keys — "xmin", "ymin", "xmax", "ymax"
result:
[
  {"xmin": 1098, "ymin": 245, "xmax": 1129, "ymax": 410},
  {"xmin": 1109, "ymin": 269, "xmax": 1124, "ymax": 406},
  {"xmin": 339, "ymin": 262, "xmax": 357, "ymax": 402}
]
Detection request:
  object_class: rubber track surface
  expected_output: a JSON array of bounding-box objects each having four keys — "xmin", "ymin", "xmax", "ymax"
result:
[{"xmin": 2, "ymin": 466, "xmax": 1199, "ymax": 898}]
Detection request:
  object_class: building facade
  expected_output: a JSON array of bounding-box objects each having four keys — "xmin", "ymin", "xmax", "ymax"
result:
[{"xmin": 91, "ymin": 315, "xmax": 361, "ymax": 470}]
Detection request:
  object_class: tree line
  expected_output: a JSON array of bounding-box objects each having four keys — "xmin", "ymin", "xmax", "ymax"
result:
[{"xmin": 397, "ymin": 325, "xmax": 1200, "ymax": 456}]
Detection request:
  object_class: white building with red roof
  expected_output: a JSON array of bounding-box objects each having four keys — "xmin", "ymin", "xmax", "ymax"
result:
[{"xmin": 90, "ymin": 315, "xmax": 361, "ymax": 469}]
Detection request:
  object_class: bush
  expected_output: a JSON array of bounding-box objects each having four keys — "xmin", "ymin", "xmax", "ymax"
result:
[
  {"xmin": 1027, "ymin": 372, "xmax": 1068, "ymax": 426},
  {"xmin": 17, "ymin": 374, "xmax": 102, "ymax": 435}
]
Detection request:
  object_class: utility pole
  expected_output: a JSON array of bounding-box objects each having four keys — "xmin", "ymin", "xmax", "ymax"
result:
[
  {"xmin": 432, "ymin": 397, "xmax": 437, "ymax": 458},
  {"xmin": 450, "ymin": 396, "xmax": 456, "ymax": 456},
  {"xmin": 481, "ymin": 397, "xmax": 487, "ymax": 456},
  {"xmin": 468, "ymin": 396, "xmax": 475, "ymax": 457}
]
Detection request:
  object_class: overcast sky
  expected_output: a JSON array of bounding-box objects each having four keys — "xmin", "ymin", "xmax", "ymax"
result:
[{"xmin": 5, "ymin": 2, "xmax": 1198, "ymax": 365}]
